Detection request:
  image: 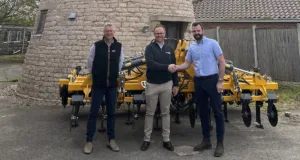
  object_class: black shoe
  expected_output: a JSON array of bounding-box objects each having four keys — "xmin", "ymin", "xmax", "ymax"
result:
[
  {"xmin": 194, "ymin": 139, "xmax": 212, "ymax": 151},
  {"xmin": 163, "ymin": 141, "xmax": 174, "ymax": 151},
  {"xmin": 214, "ymin": 140, "xmax": 224, "ymax": 157},
  {"xmin": 140, "ymin": 141, "xmax": 150, "ymax": 151}
]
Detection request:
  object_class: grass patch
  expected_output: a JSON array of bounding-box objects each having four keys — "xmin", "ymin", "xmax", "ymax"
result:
[
  {"xmin": 0, "ymin": 54, "xmax": 25, "ymax": 63},
  {"xmin": 277, "ymin": 81, "xmax": 300, "ymax": 105}
]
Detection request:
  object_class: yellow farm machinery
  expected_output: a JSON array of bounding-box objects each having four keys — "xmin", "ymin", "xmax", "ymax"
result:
[{"xmin": 58, "ymin": 39, "xmax": 279, "ymax": 132}]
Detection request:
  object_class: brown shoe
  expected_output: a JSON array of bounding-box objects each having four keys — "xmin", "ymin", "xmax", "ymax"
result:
[
  {"xmin": 107, "ymin": 140, "xmax": 120, "ymax": 152},
  {"xmin": 83, "ymin": 142, "xmax": 93, "ymax": 154}
]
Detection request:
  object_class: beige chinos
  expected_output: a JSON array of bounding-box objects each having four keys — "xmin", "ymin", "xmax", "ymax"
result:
[{"xmin": 143, "ymin": 80, "xmax": 173, "ymax": 142}]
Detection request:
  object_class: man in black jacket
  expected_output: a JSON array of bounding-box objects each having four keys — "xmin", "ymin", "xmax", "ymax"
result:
[
  {"xmin": 84, "ymin": 24, "xmax": 124, "ymax": 154},
  {"xmin": 140, "ymin": 24, "xmax": 179, "ymax": 151}
]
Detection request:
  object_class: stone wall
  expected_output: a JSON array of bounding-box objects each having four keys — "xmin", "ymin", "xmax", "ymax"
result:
[
  {"xmin": 16, "ymin": 0, "xmax": 195, "ymax": 101},
  {"xmin": 0, "ymin": 25, "xmax": 33, "ymax": 55}
]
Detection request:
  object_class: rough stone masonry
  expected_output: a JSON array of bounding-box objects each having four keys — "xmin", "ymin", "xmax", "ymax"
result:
[{"xmin": 16, "ymin": 0, "xmax": 195, "ymax": 101}]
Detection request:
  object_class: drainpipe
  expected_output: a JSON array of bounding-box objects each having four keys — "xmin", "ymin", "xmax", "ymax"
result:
[{"xmin": 22, "ymin": 27, "xmax": 26, "ymax": 54}]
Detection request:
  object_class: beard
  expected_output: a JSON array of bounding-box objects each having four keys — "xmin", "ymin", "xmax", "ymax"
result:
[{"xmin": 194, "ymin": 34, "xmax": 203, "ymax": 40}]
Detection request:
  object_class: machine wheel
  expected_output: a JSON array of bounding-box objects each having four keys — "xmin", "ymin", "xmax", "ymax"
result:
[
  {"xmin": 189, "ymin": 104, "xmax": 196, "ymax": 128},
  {"xmin": 241, "ymin": 101, "xmax": 251, "ymax": 127},
  {"xmin": 267, "ymin": 102, "xmax": 278, "ymax": 127},
  {"xmin": 61, "ymin": 85, "xmax": 68, "ymax": 108}
]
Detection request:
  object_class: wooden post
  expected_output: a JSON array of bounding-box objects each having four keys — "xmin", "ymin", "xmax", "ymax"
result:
[
  {"xmin": 297, "ymin": 23, "xmax": 300, "ymax": 58},
  {"xmin": 216, "ymin": 26, "xmax": 220, "ymax": 43},
  {"xmin": 252, "ymin": 25, "xmax": 258, "ymax": 68}
]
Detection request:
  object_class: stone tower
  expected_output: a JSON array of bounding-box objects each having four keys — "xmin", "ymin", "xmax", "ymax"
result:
[{"xmin": 16, "ymin": 0, "xmax": 195, "ymax": 101}]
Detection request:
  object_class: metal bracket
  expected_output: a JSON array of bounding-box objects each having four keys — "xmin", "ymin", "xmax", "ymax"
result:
[
  {"xmin": 133, "ymin": 94, "xmax": 145, "ymax": 101},
  {"xmin": 267, "ymin": 93, "xmax": 278, "ymax": 103},
  {"xmin": 71, "ymin": 95, "xmax": 84, "ymax": 102},
  {"xmin": 267, "ymin": 93, "xmax": 277, "ymax": 100},
  {"xmin": 240, "ymin": 93, "xmax": 252, "ymax": 100},
  {"xmin": 133, "ymin": 94, "xmax": 145, "ymax": 104}
]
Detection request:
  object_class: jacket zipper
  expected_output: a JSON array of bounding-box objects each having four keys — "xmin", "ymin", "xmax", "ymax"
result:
[{"xmin": 107, "ymin": 46, "xmax": 110, "ymax": 87}]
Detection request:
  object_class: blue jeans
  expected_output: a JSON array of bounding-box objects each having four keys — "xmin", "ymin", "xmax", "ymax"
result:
[
  {"xmin": 86, "ymin": 87, "xmax": 117, "ymax": 142},
  {"xmin": 194, "ymin": 74, "xmax": 225, "ymax": 141}
]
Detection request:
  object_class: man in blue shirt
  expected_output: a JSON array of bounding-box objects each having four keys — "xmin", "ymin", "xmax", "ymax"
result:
[{"xmin": 175, "ymin": 22, "xmax": 226, "ymax": 157}]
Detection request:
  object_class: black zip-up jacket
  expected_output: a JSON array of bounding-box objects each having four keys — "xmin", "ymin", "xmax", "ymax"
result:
[{"xmin": 145, "ymin": 41, "xmax": 178, "ymax": 87}]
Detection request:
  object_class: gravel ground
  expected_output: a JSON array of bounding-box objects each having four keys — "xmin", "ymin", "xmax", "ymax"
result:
[{"xmin": 1, "ymin": 84, "xmax": 300, "ymax": 160}]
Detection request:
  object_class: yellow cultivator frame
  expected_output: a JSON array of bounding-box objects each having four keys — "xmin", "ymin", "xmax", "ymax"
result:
[{"xmin": 59, "ymin": 39, "xmax": 279, "ymax": 132}]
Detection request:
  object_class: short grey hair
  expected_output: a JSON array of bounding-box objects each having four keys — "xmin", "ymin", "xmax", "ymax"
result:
[{"xmin": 103, "ymin": 23, "xmax": 115, "ymax": 30}]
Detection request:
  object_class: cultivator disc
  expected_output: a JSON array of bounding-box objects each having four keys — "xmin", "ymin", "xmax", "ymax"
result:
[
  {"xmin": 267, "ymin": 102, "xmax": 278, "ymax": 127},
  {"xmin": 241, "ymin": 101, "xmax": 252, "ymax": 127}
]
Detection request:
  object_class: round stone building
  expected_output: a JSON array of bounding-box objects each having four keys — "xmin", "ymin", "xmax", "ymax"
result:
[{"xmin": 16, "ymin": 0, "xmax": 195, "ymax": 101}]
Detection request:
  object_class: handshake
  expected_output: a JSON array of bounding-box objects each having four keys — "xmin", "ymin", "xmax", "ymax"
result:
[{"xmin": 168, "ymin": 64, "xmax": 179, "ymax": 73}]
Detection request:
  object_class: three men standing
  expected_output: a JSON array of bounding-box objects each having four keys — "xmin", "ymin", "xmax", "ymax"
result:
[{"xmin": 83, "ymin": 22, "xmax": 225, "ymax": 157}]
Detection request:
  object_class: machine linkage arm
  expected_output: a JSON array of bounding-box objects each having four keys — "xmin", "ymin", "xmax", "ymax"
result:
[
  {"xmin": 225, "ymin": 63, "xmax": 255, "ymax": 76},
  {"xmin": 123, "ymin": 55, "xmax": 144, "ymax": 63},
  {"xmin": 225, "ymin": 62, "xmax": 254, "ymax": 85},
  {"xmin": 121, "ymin": 57, "xmax": 146, "ymax": 71}
]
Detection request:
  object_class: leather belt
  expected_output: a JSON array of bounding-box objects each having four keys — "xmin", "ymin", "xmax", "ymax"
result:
[{"xmin": 195, "ymin": 74, "xmax": 217, "ymax": 80}]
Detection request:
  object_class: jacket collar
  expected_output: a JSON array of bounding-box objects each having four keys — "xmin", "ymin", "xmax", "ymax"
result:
[{"xmin": 102, "ymin": 36, "xmax": 118, "ymax": 43}]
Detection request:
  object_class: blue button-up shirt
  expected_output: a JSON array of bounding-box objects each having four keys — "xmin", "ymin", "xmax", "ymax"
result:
[{"xmin": 185, "ymin": 36, "xmax": 223, "ymax": 77}]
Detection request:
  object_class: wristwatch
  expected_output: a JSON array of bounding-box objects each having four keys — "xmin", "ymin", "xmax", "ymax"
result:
[{"xmin": 218, "ymin": 78, "xmax": 223, "ymax": 82}]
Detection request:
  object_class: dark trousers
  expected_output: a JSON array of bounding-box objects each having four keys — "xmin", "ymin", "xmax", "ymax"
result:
[
  {"xmin": 194, "ymin": 74, "xmax": 225, "ymax": 141},
  {"xmin": 86, "ymin": 86, "xmax": 117, "ymax": 142}
]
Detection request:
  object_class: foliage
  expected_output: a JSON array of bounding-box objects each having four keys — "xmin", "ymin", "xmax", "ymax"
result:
[{"xmin": 0, "ymin": 0, "xmax": 39, "ymax": 26}]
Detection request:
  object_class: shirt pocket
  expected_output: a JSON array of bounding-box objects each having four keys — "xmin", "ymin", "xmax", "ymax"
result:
[
  {"xmin": 191, "ymin": 48, "xmax": 201, "ymax": 61},
  {"xmin": 201, "ymin": 45, "xmax": 214, "ymax": 58}
]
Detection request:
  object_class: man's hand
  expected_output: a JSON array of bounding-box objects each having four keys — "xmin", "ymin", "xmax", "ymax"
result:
[
  {"xmin": 172, "ymin": 86, "xmax": 179, "ymax": 96},
  {"xmin": 216, "ymin": 81, "xmax": 223, "ymax": 93},
  {"xmin": 175, "ymin": 60, "xmax": 192, "ymax": 72},
  {"xmin": 168, "ymin": 64, "xmax": 177, "ymax": 73}
]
